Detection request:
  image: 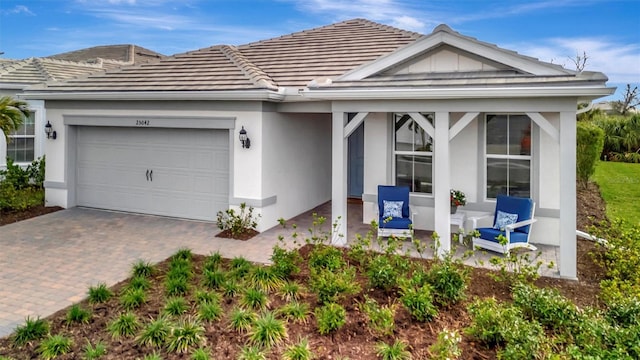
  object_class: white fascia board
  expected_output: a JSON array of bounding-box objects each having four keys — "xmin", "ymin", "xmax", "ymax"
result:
[
  {"xmin": 339, "ymin": 32, "xmax": 569, "ymax": 81},
  {"xmin": 302, "ymin": 86, "xmax": 616, "ymax": 100},
  {"xmin": 0, "ymin": 83, "xmax": 29, "ymax": 90},
  {"xmin": 18, "ymin": 90, "xmax": 285, "ymax": 101}
]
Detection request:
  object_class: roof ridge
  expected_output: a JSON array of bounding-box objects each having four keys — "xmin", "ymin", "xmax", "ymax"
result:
[
  {"xmin": 39, "ymin": 57, "xmax": 106, "ymax": 68},
  {"xmin": 0, "ymin": 58, "xmax": 27, "ymax": 76},
  {"xmin": 220, "ymin": 45, "xmax": 278, "ymax": 90},
  {"xmin": 33, "ymin": 58, "xmax": 56, "ymax": 81},
  {"xmin": 353, "ymin": 18, "xmax": 423, "ymax": 39}
]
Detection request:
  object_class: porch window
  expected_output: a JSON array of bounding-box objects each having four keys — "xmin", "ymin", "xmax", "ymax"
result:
[
  {"xmin": 394, "ymin": 113, "xmax": 433, "ymax": 194},
  {"xmin": 485, "ymin": 114, "xmax": 531, "ymax": 198},
  {"xmin": 7, "ymin": 112, "xmax": 35, "ymax": 163}
]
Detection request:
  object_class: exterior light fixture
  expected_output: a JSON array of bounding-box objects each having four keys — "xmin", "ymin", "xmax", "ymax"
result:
[
  {"xmin": 239, "ymin": 126, "xmax": 250, "ymax": 149},
  {"xmin": 45, "ymin": 121, "xmax": 57, "ymax": 140}
]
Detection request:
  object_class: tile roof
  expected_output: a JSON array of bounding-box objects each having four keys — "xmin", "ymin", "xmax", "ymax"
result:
[
  {"xmin": 47, "ymin": 45, "xmax": 164, "ymax": 65},
  {"xmin": 25, "ymin": 19, "xmax": 421, "ymax": 93},
  {"xmin": 0, "ymin": 57, "xmax": 107, "ymax": 85}
]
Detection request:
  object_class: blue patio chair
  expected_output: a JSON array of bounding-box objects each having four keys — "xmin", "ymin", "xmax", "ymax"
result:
[
  {"xmin": 377, "ymin": 185, "xmax": 415, "ymax": 239},
  {"xmin": 470, "ymin": 195, "xmax": 537, "ymax": 254}
]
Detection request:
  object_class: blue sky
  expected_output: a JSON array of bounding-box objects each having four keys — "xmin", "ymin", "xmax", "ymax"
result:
[{"xmin": 1, "ymin": 0, "xmax": 638, "ymax": 101}]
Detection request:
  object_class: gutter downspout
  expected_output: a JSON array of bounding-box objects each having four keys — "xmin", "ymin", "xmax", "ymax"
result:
[{"xmin": 576, "ymin": 101, "xmax": 594, "ymax": 115}]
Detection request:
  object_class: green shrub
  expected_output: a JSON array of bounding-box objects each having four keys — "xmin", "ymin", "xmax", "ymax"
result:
[
  {"xmin": 38, "ymin": 334, "xmax": 73, "ymax": 360},
  {"xmin": 594, "ymin": 113, "xmax": 640, "ymax": 162},
  {"xmin": 429, "ymin": 328, "xmax": 462, "ymax": 360},
  {"xmin": 283, "ymin": 337, "xmax": 314, "ymax": 360},
  {"xmin": 198, "ymin": 301, "xmax": 223, "ymax": 322},
  {"xmin": 83, "ymin": 340, "xmax": 107, "ymax": 359},
  {"xmin": 309, "ymin": 266, "xmax": 360, "ymax": 304},
  {"xmin": 137, "ymin": 315, "xmax": 172, "ymax": 348},
  {"xmin": 222, "ymin": 279, "xmax": 240, "ymax": 298},
  {"xmin": 279, "ymin": 281, "xmax": 304, "ymax": 302},
  {"xmin": 270, "ymin": 245, "xmax": 301, "ymax": 279},
  {"xmin": 66, "ymin": 304, "xmax": 91, "ymax": 325},
  {"xmin": 249, "ymin": 311, "xmax": 288, "ymax": 348},
  {"xmin": 204, "ymin": 251, "xmax": 223, "ymax": 271},
  {"xmin": 375, "ymin": 340, "xmax": 411, "ymax": 360},
  {"xmin": 512, "ymin": 283, "xmax": 579, "ymax": 331},
  {"xmin": 166, "ymin": 316, "xmax": 205, "ymax": 354},
  {"xmin": 191, "ymin": 348, "xmax": 212, "ymax": 360},
  {"xmin": 315, "ymin": 302, "xmax": 346, "ymax": 335},
  {"xmin": 237, "ymin": 345, "xmax": 266, "ymax": 360},
  {"xmin": 229, "ymin": 307, "xmax": 257, "ymax": 333},
  {"xmin": 131, "ymin": 260, "xmax": 155, "ymax": 278},
  {"xmin": 276, "ymin": 301, "xmax": 310, "ymax": 324},
  {"xmin": 229, "ymin": 256, "xmax": 253, "ymax": 279},
  {"xmin": 308, "ymin": 245, "xmax": 345, "ymax": 272},
  {"xmin": 194, "ymin": 290, "xmax": 220, "ymax": 306},
  {"xmin": 240, "ymin": 288, "xmax": 269, "ymax": 310},
  {"xmin": 12, "ymin": 316, "xmax": 49, "ymax": 346},
  {"xmin": 248, "ymin": 266, "xmax": 283, "ymax": 292},
  {"xmin": 0, "ymin": 184, "xmax": 43, "ymax": 211},
  {"xmin": 426, "ymin": 253, "xmax": 469, "ymax": 305},
  {"xmin": 577, "ymin": 121, "xmax": 605, "ymax": 187},
  {"xmin": 399, "ymin": 284, "xmax": 438, "ymax": 322},
  {"xmin": 87, "ymin": 283, "xmax": 112, "ymax": 304},
  {"xmin": 487, "ymin": 240, "xmax": 545, "ymax": 285},
  {"xmin": 606, "ymin": 296, "xmax": 640, "ymax": 327},
  {"xmin": 163, "ymin": 296, "xmax": 189, "ymax": 316},
  {"xmin": 172, "ymin": 247, "xmax": 193, "ymax": 262},
  {"xmin": 216, "ymin": 202, "xmax": 259, "ymax": 238},
  {"xmin": 120, "ymin": 287, "xmax": 147, "ymax": 310},
  {"xmin": 165, "ymin": 276, "xmax": 190, "ymax": 296},
  {"xmin": 366, "ymin": 255, "xmax": 399, "ymax": 291},
  {"xmin": 107, "ymin": 312, "xmax": 140, "ymax": 339},
  {"xmin": 359, "ymin": 297, "xmax": 396, "ymax": 336},
  {"xmin": 202, "ymin": 268, "xmax": 226, "ymax": 290},
  {"xmin": 127, "ymin": 275, "xmax": 151, "ymax": 291}
]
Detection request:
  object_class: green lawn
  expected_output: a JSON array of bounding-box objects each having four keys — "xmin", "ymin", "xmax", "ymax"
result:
[{"xmin": 593, "ymin": 161, "xmax": 640, "ymax": 226}]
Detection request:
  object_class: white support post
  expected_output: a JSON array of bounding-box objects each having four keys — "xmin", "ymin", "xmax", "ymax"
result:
[
  {"xmin": 0, "ymin": 133, "xmax": 6, "ymax": 168},
  {"xmin": 331, "ymin": 111, "xmax": 348, "ymax": 246},
  {"xmin": 559, "ymin": 111, "xmax": 577, "ymax": 279},
  {"xmin": 433, "ymin": 112, "xmax": 451, "ymax": 256}
]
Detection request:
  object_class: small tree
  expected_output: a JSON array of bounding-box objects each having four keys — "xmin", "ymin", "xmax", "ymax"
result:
[
  {"xmin": 0, "ymin": 96, "xmax": 29, "ymax": 142},
  {"xmin": 576, "ymin": 122, "xmax": 604, "ymax": 188},
  {"xmin": 612, "ymin": 84, "xmax": 640, "ymax": 115}
]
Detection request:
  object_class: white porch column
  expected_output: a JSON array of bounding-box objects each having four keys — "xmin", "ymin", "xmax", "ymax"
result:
[
  {"xmin": 0, "ymin": 133, "xmax": 6, "ymax": 168},
  {"xmin": 331, "ymin": 111, "xmax": 348, "ymax": 246},
  {"xmin": 559, "ymin": 111, "xmax": 577, "ymax": 279},
  {"xmin": 434, "ymin": 111, "xmax": 451, "ymax": 255}
]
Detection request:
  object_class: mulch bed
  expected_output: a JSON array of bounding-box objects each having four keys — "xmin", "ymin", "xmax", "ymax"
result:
[
  {"xmin": 0, "ymin": 205, "xmax": 63, "ymax": 226},
  {"xmin": 215, "ymin": 229, "xmax": 260, "ymax": 241}
]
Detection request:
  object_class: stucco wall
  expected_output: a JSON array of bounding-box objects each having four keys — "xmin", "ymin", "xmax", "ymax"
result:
[{"xmin": 260, "ymin": 112, "xmax": 332, "ymax": 230}]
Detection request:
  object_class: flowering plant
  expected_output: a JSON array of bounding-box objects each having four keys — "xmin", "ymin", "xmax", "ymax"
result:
[{"xmin": 450, "ymin": 189, "xmax": 466, "ymax": 207}]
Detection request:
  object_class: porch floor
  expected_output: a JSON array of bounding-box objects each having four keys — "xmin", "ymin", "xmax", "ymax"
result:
[{"xmin": 267, "ymin": 200, "xmax": 561, "ymax": 278}]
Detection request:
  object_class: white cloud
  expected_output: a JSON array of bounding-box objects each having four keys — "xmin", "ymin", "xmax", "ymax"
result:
[
  {"xmin": 1, "ymin": 5, "xmax": 35, "ymax": 16},
  {"xmin": 511, "ymin": 37, "xmax": 640, "ymax": 84}
]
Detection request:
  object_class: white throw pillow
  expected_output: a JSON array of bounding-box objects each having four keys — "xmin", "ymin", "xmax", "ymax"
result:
[
  {"xmin": 383, "ymin": 200, "xmax": 403, "ymax": 218},
  {"xmin": 494, "ymin": 210, "xmax": 518, "ymax": 230}
]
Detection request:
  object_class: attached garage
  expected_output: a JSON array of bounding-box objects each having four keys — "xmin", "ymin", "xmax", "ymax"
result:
[{"xmin": 75, "ymin": 126, "xmax": 229, "ymax": 221}]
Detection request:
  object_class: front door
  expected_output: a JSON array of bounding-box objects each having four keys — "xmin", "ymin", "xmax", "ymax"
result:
[{"xmin": 348, "ymin": 123, "xmax": 364, "ymax": 199}]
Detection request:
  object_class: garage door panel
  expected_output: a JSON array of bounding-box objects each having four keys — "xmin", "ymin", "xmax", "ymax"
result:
[{"xmin": 76, "ymin": 126, "xmax": 229, "ymax": 221}]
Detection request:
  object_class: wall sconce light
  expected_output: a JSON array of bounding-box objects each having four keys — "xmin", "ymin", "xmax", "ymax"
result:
[
  {"xmin": 239, "ymin": 126, "xmax": 250, "ymax": 149},
  {"xmin": 45, "ymin": 121, "xmax": 57, "ymax": 140}
]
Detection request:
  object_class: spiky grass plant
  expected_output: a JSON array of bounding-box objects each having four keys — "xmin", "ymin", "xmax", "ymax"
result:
[
  {"xmin": 222, "ymin": 279, "xmax": 240, "ymax": 298},
  {"xmin": 277, "ymin": 302, "xmax": 310, "ymax": 324},
  {"xmin": 165, "ymin": 276, "xmax": 190, "ymax": 297},
  {"xmin": 202, "ymin": 268, "xmax": 226, "ymax": 290},
  {"xmin": 229, "ymin": 307, "xmax": 257, "ymax": 333},
  {"xmin": 120, "ymin": 287, "xmax": 147, "ymax": 310},
  {"xmin": 248, "ymin": 266, "xmax": 283, "ymax": 292},
  {"xmin": 83, "ymin": 340, "xmax": 107, "ymax": 360},
  {"xmin": 204, "ymin": 252, "xmax": 223, "ymax": 271},
  {"xmin": 172, "ymin": 247, "xmax": 193, "ymax": 261},
  {"xmin": 166, "ymin": 260, "xmax": 193, "ymax": 281},
  {"xmin": 167, "ymin": 316, "xmax": 205, "ymax": 354},
  {"xmin": 137, "ymin": 316, "xmax": 172, "ymax": 348},
  {"xmin": 142, "ymin": 353, "xmax": 162, "ymax": 360},
  {"xmin": 279, "ymin": 281, "xmax": 304, "ymax": 302},
  {"xmin": 283, "ymin": 337, "xmax": 314, "ymax": 360},
  {"xmin": 107, "ymin": 312, "xmax": 140, "ymax": 339},
  {"xmin": 127, "ymin": 275, "xmax": 152, "ymax": 291},
  {"xmin": 12, "ymin": 316, "xmax": 49, "ymax": 347},
  {"xmin": 198, "ymin": 301, "xmax": 223, "ymax": 322},
  {"xmin": 87, "ymin": 283, "xmax": 112, "ymax": 304},
  {"xmin": 191, "ymin": 347, "xmax": 212, "ymax": 360},
  {"xmin": 249, "ymin": 311, "xmax": 287, "ymax": 348},
  {"xmin": 237, "ymin": 345, "xmax": 266, "ymax": 360},
  {"xmin": 65, "ymin": 304, "xmax": 91, "ymax": 325},
  {"xmin": 240, "ymin": 288, "xmax": 269, "ymax": 310},
  {"xmin": 194, "ymin": 290, "xmax": 221, "ymax": 305},
  {"xmin": 163, "ymin": 296, "xmax": 189, "ymax": 317},
  {"xmin": 375, "ymin": 340, "xmax": 411, "ymax": 360},
  {"xmin": 229, "ymin": 256, "xmax": 253, "ymax": 279},
  {"xmin": 38, "ymin": 335, "xmax": 73, "ymax": 360},
  {"xmin": 131, "ymin": 259, "xmax": 155, "ymax": 278}
]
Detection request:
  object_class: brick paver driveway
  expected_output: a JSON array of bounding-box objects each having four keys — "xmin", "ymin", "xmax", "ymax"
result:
[{"xmin": 0, "ymin": 208, "xmax": 282, "ymax": 337}]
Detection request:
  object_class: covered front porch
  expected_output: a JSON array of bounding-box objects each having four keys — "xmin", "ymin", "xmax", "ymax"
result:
[{"xmin": 273, "ymin": 200, "xmax": 560, "ymax": 278}]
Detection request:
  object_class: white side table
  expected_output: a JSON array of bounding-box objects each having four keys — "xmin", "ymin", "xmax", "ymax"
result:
[{"xmin": 450, "ymin": 211, "xmax": 467, "ymax": 244}]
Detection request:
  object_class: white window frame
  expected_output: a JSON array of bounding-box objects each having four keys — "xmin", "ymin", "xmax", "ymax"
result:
[
  {"xmin": 393, "ymin": 113, "xmax": 434, "ymax": 195},
  {"xmin": 484, "ymin": 113, "xmax": 532, "ymax": 200}
]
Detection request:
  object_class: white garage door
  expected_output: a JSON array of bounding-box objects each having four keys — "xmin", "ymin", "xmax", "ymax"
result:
[{"xmin": 76, "ymin": 126, "xmax": 229, "ymax": 221}]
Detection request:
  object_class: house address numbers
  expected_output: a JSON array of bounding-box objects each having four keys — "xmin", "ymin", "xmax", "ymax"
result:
[{"xmin": 136, "ymin": 120, "xmax": 150, "ymax": 126}]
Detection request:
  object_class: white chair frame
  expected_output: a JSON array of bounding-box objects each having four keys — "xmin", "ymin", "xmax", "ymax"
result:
[{"xmin": 470, "ymin": 203, "xmax": 538, "ymax": 254}]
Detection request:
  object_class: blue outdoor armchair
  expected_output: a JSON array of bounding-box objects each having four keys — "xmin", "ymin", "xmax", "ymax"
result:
[
  {"xmin": 377, "ymin": 185, "xmax": 415, "ymax": 239},
  {"xmin": 471, "ymin": 195, "xmax": 537, "ymax": 254}
]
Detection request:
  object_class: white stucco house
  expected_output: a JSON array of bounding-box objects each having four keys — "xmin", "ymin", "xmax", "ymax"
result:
[{"xmin": 19, "ymin": 19, "xmax": 614, "ymax": 279}]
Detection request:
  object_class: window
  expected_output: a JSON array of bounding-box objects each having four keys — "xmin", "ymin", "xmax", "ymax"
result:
[
  {"xmin": 394, "ymin": 113, "xmax": 433, "ymax": 194},
  {"xmin": 7, "ymin": 112, "xmax": 35, "ymax": 163},
  {"xmin": 485, "ymin": 114, "xmax": 531, "ymax": 198}
]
